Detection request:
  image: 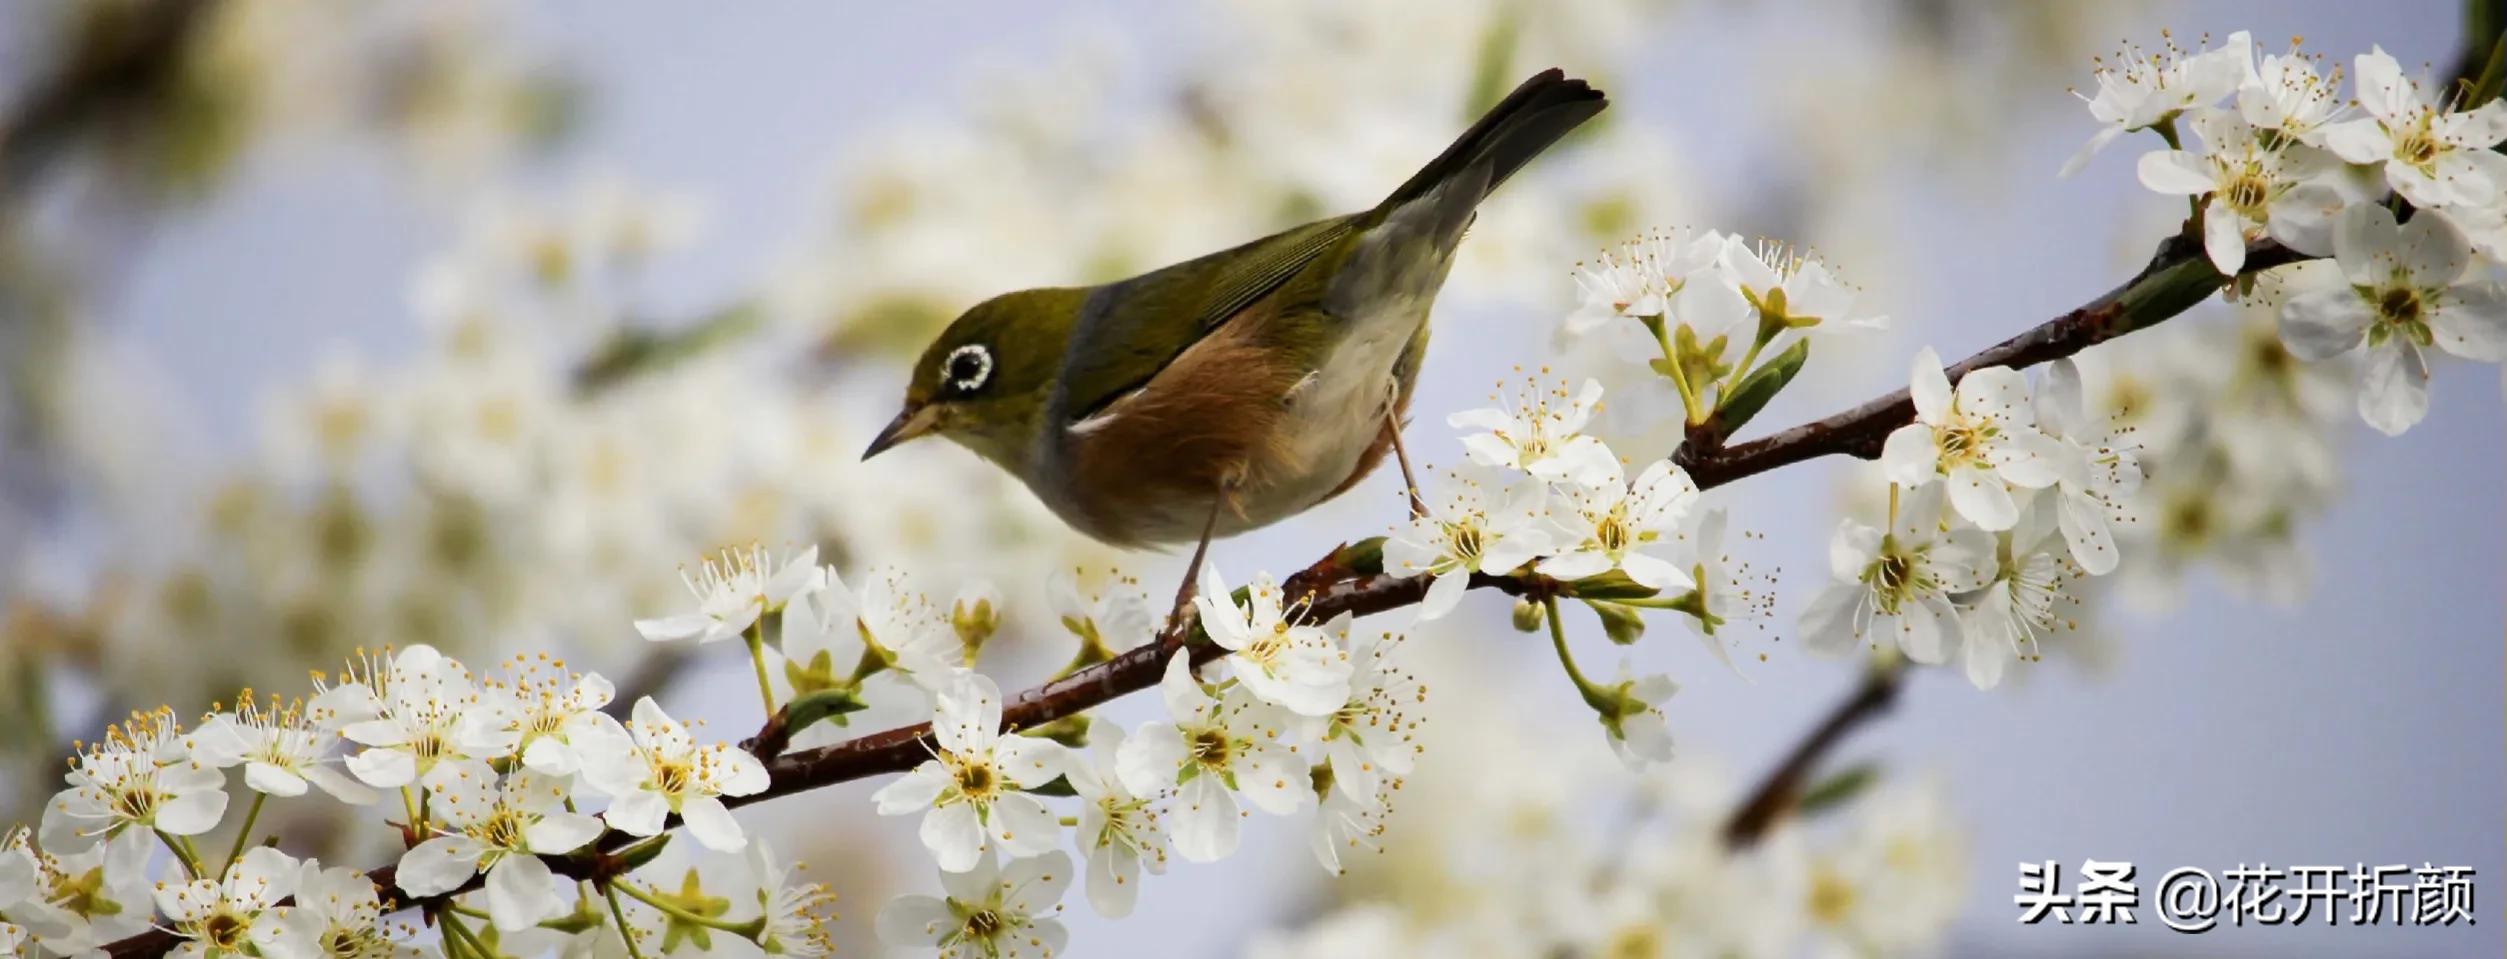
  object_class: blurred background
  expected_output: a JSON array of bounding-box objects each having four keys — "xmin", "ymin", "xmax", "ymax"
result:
[{"xmin": 0, "ymin": 0, "xmax": 2496, "ymax": 956}]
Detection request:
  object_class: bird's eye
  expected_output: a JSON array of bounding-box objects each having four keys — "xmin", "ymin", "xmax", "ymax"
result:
[{"xmin": 942, "ymin": 344, "xmax": 993, "ymax": 394}]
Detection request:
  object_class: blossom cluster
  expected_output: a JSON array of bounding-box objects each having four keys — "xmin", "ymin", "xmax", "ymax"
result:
[
  {"xmin": 1248, "ymin": 649, "xmax": 1969, "ymax": 959},
  {"xmin": 2083, "ymin": 35, "xmax": 2507, "ymax": 435},
  {"xmin": 1384, "ymin": 372, "xmax": 1780, "ymax": 759},
  {"xmin": 1791, "ymin": 350, "xmax": 2142, "ymax": 688},
  {"xmin": 1, "ymin": 643, "xmax": 837, "ymax": 958},
  {"xmin": 1565, "ymin": 228, "xmax": 1888, "ymax": 426}
]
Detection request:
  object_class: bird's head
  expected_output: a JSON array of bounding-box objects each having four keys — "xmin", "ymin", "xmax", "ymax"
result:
[{"xmin": 863, "ymin": 287, "xmax": 1086, "ymax": 471}]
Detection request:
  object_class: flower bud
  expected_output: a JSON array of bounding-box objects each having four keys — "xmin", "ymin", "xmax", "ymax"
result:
[
  {"xmin": 1589, "ymin": 600, "xmax": 1646, "ymax": 646},
  {"xmin": 1510, "ymin": 598, "xmax": 1544, "ymax": 633},
  {"xmin": 951, "ymin": 580, "xmax": 1001, "ymax": 662}
]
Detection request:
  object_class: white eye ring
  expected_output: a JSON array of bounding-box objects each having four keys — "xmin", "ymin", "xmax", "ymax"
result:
[{"xmin": 943, "ymin": 344, "xmax": 993, "ymax": 392}]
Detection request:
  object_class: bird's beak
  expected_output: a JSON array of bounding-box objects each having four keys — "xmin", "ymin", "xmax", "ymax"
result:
[{"xmin": 863, "ymin": 403, "xmax": 940, "ymax": 460}]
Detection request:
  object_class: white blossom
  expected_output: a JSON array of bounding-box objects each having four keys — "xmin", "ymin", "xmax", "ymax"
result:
[
  {"xmin": 1116, "ymin": 656, "xmax": 1309, "ymax": 863},
  {"xmin": 2279, "ymin": 203, "xmax": 2507, "ymax": 434},
  {"xmin": 1192, "ymin": 566, "xmax": 1352, "ymax": 718},
  {"xmin": 1448, "ymin": 377, "xmax": 1618, "ymax": 486},
  {"xmin": 395, "ymin": 770, "xmax": 604, "ymax": 931},
  {"xmin": 745, "ymin": 843, "xmax": 838, "ymax": 958},
  {"xmin": 2322, "ymin": 47, "xmax": 2507, "ymax": 209},
  {"xmin": 1046, "ymin": 570, "xmax": 1154, "ymax": 659},
  {"xmin": 155, "ymin": 846, "xmax": 299, "ymax": 959},
  {"xmin": 2136, "ymin": 108, "xmax": 2347, "ymax": 274},
  {"xmin": 1680, "ymin": 508, "xmax": 1775, "ymax": 672},
  {"xmin": 319, "ymin": 645, "xmax": 496, "ymax": 792},
  {"xmin": 2062, "ymin": 31, "xmax": 2253, "ymax": 176},
  {"xmin": 633, "ymin": 544, "xmax": 825, "ymax": 645},
  {"xmin": 1538, "ymin": 459, "xmax": 1699, "ymax": 592},
  {"xmin": 875, "ymin": 852, "xmax": 1071, "ymax": 959},
  {"xmin": 262, "ymin": 860, "xmax": 423, "ymax": 959},
  {"xmin": 2029, "ymin": 359, "xmax": 2143, "ymax": 575},
  {"xmin": 1960, "ymin": 535, "xmax": 2068, "ymax": 692},
  {"xmin": 1309, "ymin": 774, "xmax": 1390, "ymax": 877},
  {"xmin": 1315, "ymin": 627, "xmax": 1421, "ymax": 805},
  {"xmin": 191, "ymin": 694, "xmax": 376, "ymax": 805},
  {"xmin": 2236, "ymin": 42, "xmax": 2346, "ymax": 142},
  {"xmin": 870, "ymin": 674, "xmax": 1068, "ymax": 873},
  {"xmin": 1880, "ymin": 349, "xmax": 2065, "ymax": 531},
  {"xmin": 1716, "ymin": 237, "xmax": 1888, "ymax": 335},
  {"xmin": 1062, "ymin": 722, "xmax": 1167, "ymax": 919},
  {"xmin": 41, "ymin": 709, "xmax": 228, "ymax": 852},
  {"xmin": 460, "ymin": 657, "xmax": 627, "ymax": 778},
  {"xmin": 1383, "ymin": 466, "xmax": 1550, "ymax": 621},
  {"xmin": 1798, "ymin": 484, "xmax": 1997, "ymax": 665},
  {"xmin": 1601, "ymin": 668, "xmax": 1679, "ymax": 769},
  {"xmin": 2, "ymin": 827, "xmax": 155, "ymax": 955},
  {"xmin": 579, "ymin": 697, "xmax": 770, "ymax": 852},
  {"xmin": 1565, "ymin": 228, "xmax": 1742, "ymax": 336}
]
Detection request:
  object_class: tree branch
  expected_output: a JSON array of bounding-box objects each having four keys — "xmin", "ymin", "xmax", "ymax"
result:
[
  {"xmin": 99, "ymin": 226, "xmax": 2305, "ymax": 959},
  {"xmin": 1720, "ymin": 665, "xmax": 1903, "ymax": 847}
]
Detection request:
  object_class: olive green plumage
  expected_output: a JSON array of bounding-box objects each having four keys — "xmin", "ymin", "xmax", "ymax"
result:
[{"xmin": 868, "ymin": 69, "xmax": 1607, "ymax": 547}]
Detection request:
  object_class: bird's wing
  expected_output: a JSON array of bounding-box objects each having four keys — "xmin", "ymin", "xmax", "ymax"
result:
[{"xmin": 1057, "ymin": 214, "xmax": 1360, "ymax": 424}]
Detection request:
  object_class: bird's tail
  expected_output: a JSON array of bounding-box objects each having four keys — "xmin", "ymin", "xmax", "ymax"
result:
[{"xmin": 1376, "ymin": 68, "xmax": 1607, "ymax": 219}]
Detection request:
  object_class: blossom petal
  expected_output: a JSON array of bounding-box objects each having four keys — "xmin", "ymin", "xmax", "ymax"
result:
[
  {"xmin": 680, "ymin": 796, "xmax": 747, "ymax": 853},
  {"xmin": 1086, "ymin": 845, "xmax": 1141, "ymax": 919},
  {"xmin": 484, "ymin": 853, "xmax": 567, "ymax": 932},
  {"xmin": 2432, "ymin": 284, "xmax": 2507, "ymax": 361},
  {"xmin": 394, "ymin": 836, "xmax": 485, "ymax": 897},
  {"xmin": 2358, "ymin": 340, "xmax": 2431, "ymax": 435},
  {"xmin": 1945, "ymin": 465, "xmax": 2018, "ymax": 531},
  {"xmin": 1892, "ymin": 596, "xmax": 1962, "ymax": 665},
  {"xmin": 153, "ymin": 786, "xmax": 228, "ymax": 837},
  {"xmin": 1907, "ymin": 347, "xmax": 1952, "ymax": 422},
  {"xmin": 1796, "ymin": 586, "xmax": 1864, "ymax": 657},
  {"xmin": 2135, "ymin": 150, "xmax": 2215, "ymax": 196},
  {"xmin": 604, "ymin": 789, "xmax": 670, "ymax": 838},
  {"xmin": 1167, "ymin": 775, "xmax": 1240, "ymax": 863},
  {"xmin": 986, "ymin": 794, "xmax": 1062, "ymax": 860},
  {"xmin": 2278, "ymin": 289, "xmax": 2374, "ymax": 360},
  {"xmin": 1879, "ymin": 424, "xmax": 1938, "ymax": 487},
  {"xmin": 920, "ymin": 802, "xmax": 985, "ymax": 872}
]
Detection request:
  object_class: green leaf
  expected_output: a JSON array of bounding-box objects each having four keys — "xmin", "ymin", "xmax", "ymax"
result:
[
  {"xmin": 1563, "ymin": 570, "xmax": 1657, "ymax": 601},
  {"xmin": 612, "ymin": 833, "xmax": 673, "ymax": 873},
  {"xmin": 782, "ymin": 688, "xmax": 868, "ymax": 736},
  {"xmin": 1329, "ymin": 537, "xmax": 1387, "ymax": 577},
  {"xmin": 1715, "ymin": 338, "xmax": 1810, "ymax": 434},
  {"xmin": 1796, "ymin": 763, "xmax": 1881, "ymax": 817},
  {"xmin": 1023, "ymin": 775, "xmax": 1078, "ymax": 798}
]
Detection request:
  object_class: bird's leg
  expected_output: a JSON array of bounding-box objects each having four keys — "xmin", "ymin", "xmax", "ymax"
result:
[
  {"xmin": 1163, "ymin": 480, "xmax": 1229, "ymax": 642},
  {"xmin": 1383, "ymin": 408, "xmax": 1427, "ymax": 517}
]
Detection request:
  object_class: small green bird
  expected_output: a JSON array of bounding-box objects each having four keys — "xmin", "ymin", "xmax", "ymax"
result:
[{"xmin": 865, "ymin": 69, "xmax": 1606, "ymax": 561}]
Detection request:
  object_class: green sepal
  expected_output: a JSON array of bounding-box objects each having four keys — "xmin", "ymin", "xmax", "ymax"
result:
[
  {"xmin": 1715, "ymin": 338, "xmax": 1809, "ymax": 434},
  {"xmin": 1796, "ymin": 763, "xmax": 1880, "ymax": 817},
  {"xmin": 1585, "ymin": 600, "xmax": 1646, "ymax": 646}
]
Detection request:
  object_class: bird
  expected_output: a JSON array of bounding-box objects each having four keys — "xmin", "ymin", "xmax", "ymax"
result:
[{"xmin": 864, "ymin": 69, "xmax": 1606, "ymax": 597}]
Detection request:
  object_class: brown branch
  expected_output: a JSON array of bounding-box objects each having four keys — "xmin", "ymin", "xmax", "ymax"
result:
[
  {"xmin": 97, "ymin": 219, "xmax": 2311, "ymax": 959},
  {"xmin": 1720, "ymin": 665, "xmax": 1903, "ymax": 847}
]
